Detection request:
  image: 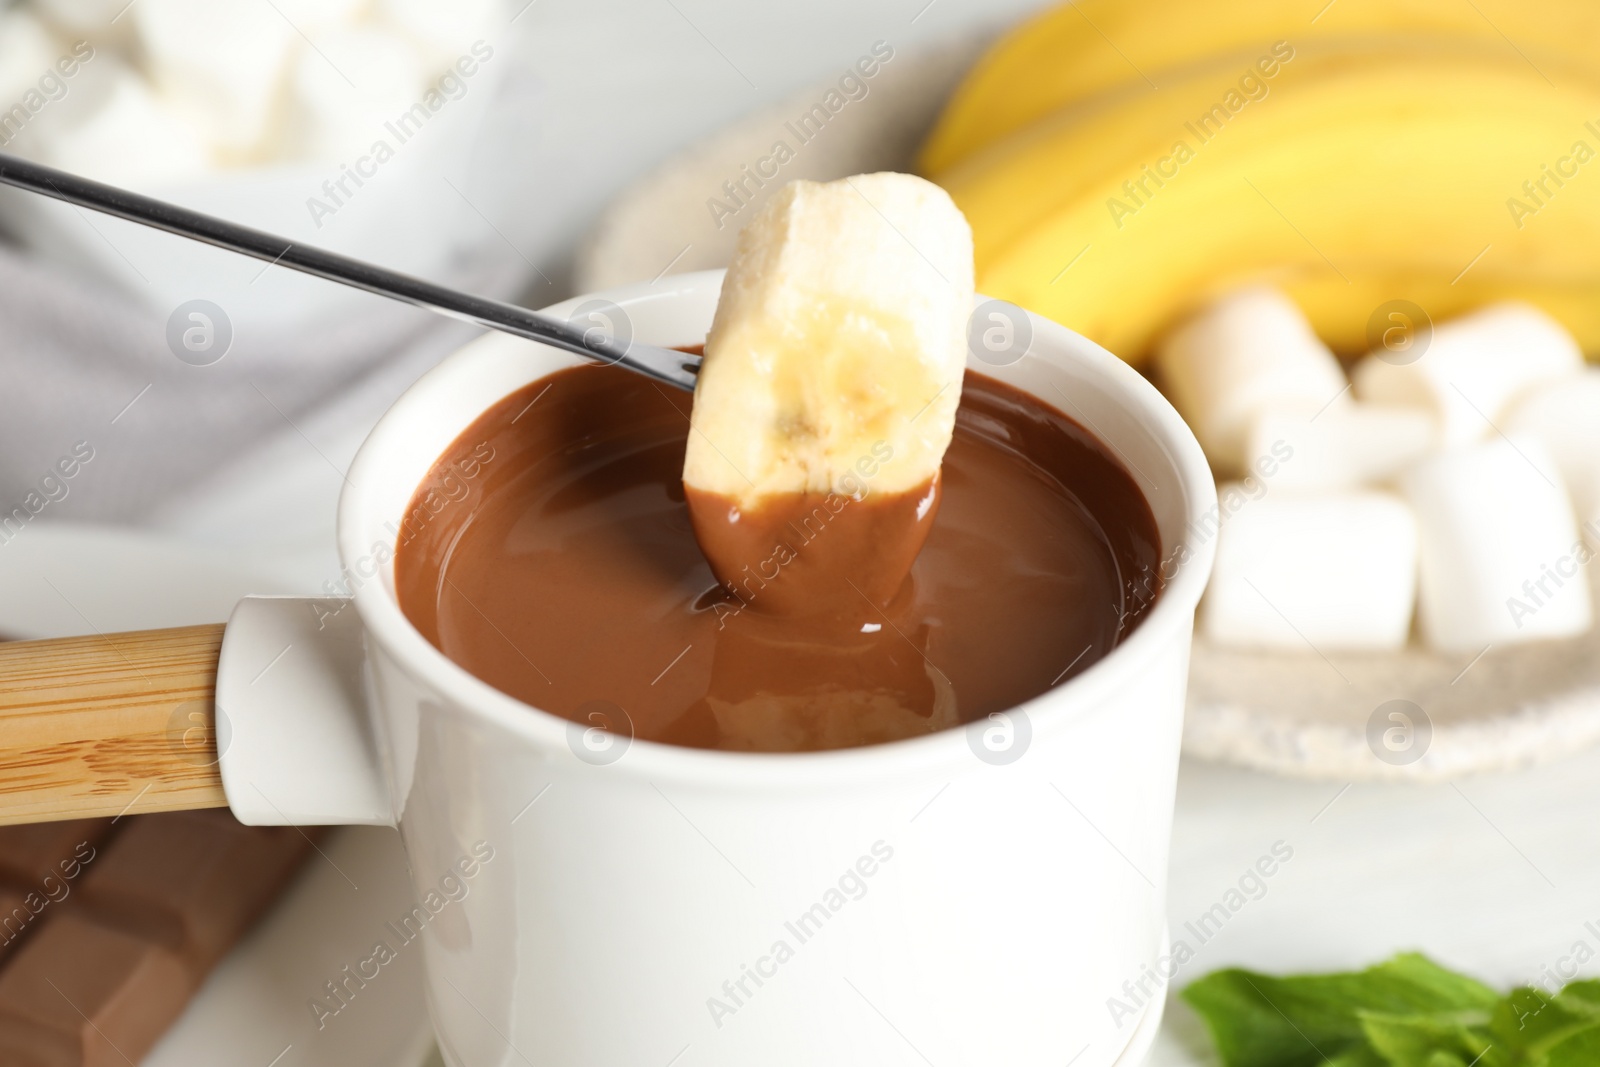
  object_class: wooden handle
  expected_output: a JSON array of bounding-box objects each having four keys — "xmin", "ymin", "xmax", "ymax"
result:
[{"xmin": 0, "ymin": 625, "xmax": 229, "ymax": 826}]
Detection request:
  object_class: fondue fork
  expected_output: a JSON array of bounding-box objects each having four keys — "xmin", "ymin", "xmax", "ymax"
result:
[{"xmin": 0, "ymin": 152, "xmax": 703, "ymax": 391}]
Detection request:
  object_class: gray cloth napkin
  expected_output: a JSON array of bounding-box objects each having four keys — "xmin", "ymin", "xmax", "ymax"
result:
[{"xmin": 0, "ymin": 241, "xmax": 516, "ymax": 532}]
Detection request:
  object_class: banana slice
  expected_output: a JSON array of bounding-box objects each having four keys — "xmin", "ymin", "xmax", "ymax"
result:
[{"xmin": 685, "ymin": 172, "xmax": 975, "ymax": 616}]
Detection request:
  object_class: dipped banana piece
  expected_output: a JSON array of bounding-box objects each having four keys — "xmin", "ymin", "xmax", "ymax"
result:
[{"xmin": 685, "ymin": 172, "xmax": 975, "ymax": 616}]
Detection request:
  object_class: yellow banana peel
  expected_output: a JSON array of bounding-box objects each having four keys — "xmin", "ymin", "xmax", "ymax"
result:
[
  {"xmin": 940, "ymin": 55, "xmax": 1600, "ymax": 360},
  {"xmin": 920, "ymin": 0, "xmax": 1600, "ymax": 175}
]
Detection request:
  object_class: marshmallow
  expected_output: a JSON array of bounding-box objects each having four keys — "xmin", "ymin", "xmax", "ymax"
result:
[
  {"xmin": 1400, "ymin": 436, "xmax": 1593, "ymax": 653},
  {"xmin": 1243, "ymin": 403, "xmax": 1437, "ymax": 493},
  {"xmin": 1157, "ymin": 288, "xmax": 1351, "ymax": 473},
  {"xmin": 375, "ymin": 0, "xmax": 500, "ymax": 68},
  {"xmin": 33, "ymin": 0, "xmax": 130, "ymax": 35},
  {"xmin": 264, "ymin": 0, "xmax": 368, "ymax": 35},
  {"xmin": 134, "ymin": 0, "xmax": 296, "ymax": 163},
  {"xmin": 1354, "ymin": 302, "xmax": 1583, "ymax": 448},
  {"xmin": 1505, "ymin": 367, "xmax": 1600, "ymax": 522},
  {"xmin": 0, "ymin": 11, "xmax": 63, "ymax": 114},
  {"xmin": 286, "ymin": 27, "xmax": 428, "ymax": 163},
  {"xmin": 36, "ymin": 69, "xmax": 210, "ymax": 187},
  {"xmin": 1200, "ymin": 488, "xmax": 1418, "ymax": 651}
]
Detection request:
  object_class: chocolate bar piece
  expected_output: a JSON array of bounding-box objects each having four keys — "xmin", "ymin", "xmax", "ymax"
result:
[
  {"xmin": 0, "ymin": 811, "xmax": 314, "ymax": 1066},
  {"xmin": 0, "ymin": 822, "xmax": 105, "ymax": 888},
  {"xmin": 0, "ymin": 915, "xmax": 191, "ymax": 1067},
  {"xmin": 0, "ymin": 889, "xmax": 30, "ymax": 961},
  {"xmin": 77, "ymin": 810, "xmax": 310, "ymax": 971}
]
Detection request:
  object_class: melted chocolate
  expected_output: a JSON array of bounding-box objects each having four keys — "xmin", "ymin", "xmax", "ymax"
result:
[
  {"xmin": 395, "ymin": 364, "xmax": 1160, "ymax": 752},
  {"xmin": 685, "ymin": 479, "xmax": 941, "ymax": 617}
]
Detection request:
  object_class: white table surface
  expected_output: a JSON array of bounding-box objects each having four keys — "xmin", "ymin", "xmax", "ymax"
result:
[{"xmin": 1147, "ymin": 745, "xmax": 1600, "ymax": 1064}]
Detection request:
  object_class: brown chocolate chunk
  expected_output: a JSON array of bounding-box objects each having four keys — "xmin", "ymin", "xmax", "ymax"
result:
[
  {"xmin": 76, "ymin": 810, "xmax": 310, "ymax": 971},
  {"xmin": 0, "ymin": 889, "xmax": 36, "ymax": 961},
  {"xmin": 0, "ymin": 822, "xmax": 107, "ymax": 888},
  {"xmin": 0, "ymin": 914, "xmax": 192, "ymax": 1067},
  {"xmin": 0, "ymin": 811, "xmax": 316, "ymax": 1063}
]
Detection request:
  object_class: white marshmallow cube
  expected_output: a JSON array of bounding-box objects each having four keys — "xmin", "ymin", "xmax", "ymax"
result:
[
  {"xmin": 1244, "ymin": 403, "xmax": 1437, "ymax": 492},
  {"xmin": 0, "ymin": 11, "xmax": 62, "ymax": 117},
  {"xmin": 1200, "ymin": 488, "xmax": 1418, "ymax": 651},
  {"xmin": 1158, "ymin": 287, "xmax": 1351, "ymax": 473},
  {"xmin": 134, "ymin": 0, "xmax": 296, "ymax": 162},
  {"xmin": 1354, "ymin": 302, "xmax": 1582, "ymax": 448},
  {"xmin": 287, "ymin": 27, "xmax": 428, "ymax": 163},
  {"xmin": 376, "ymin": 0, "xmax": 500, "ymax": 68},
  {"xmin": 1505, "ymin": 368, "xmax": 1600, "ymax": 522},
  {"xmin": 261, "ymin": 0, "xmax": 368, "ymax": 35},
  {"xmin": 1400, "ymin": 437, "xmax": 1593, "ymax": 653},
  {"xmin": 37, "ymin": 69, "xmax": 210, "ymax": 187},
  {"xmin": 33, "ymin": 0, "xmax": 130, "ymax": 34}
]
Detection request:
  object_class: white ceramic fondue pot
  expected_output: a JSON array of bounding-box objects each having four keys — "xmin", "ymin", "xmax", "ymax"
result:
[{"xmin": 143, "ymin": 270, "xmax": 1215, "ymax": 1066}]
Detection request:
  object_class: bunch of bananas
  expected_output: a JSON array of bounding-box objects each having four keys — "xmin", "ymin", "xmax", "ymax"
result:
[{"xmin": 921, "ymin": 0, "xmax": 1600, "ymax": 360}]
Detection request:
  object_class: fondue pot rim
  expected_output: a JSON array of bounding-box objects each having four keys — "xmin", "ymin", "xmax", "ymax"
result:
[{"xmin": 339, "ymin": 269, "xmax": 1218, "ymax": 788}]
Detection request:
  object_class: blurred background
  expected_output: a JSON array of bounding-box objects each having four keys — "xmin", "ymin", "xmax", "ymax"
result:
[{"xmin": 0, "ymin": 0, "xmax": 1044, "ymax": 609}]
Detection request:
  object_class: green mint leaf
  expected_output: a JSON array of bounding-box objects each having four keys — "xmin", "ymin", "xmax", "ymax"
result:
[
  {"xmin": 1324, "ymin": 1047, "xmax": 1393, "ymax": 1067},
  {"xmin": 1487, "ymin": 985, "xmax": 1600, "ymax": 1063},
  {"xmin": 1370, "ymin": 955, "xmax": 1501, "ymax": 1012},
  {"xmin": 1183, "ymin": 955, "xmax": 1498, "ymax": 1067},
  {"xmin": 1182, "ymin": 968, "xmax": 1357, "ymax": 1067},
  {"xmin": 1358, "ymin": 1010, "xmax": 1500, "ymax": 1067},
  {"xmin": 1555, "ymin": 980, "xmax": 1600, "ymax": 1016},
  {"xmin": 1546, "ymin": 1022, "xmax": 1600, "ymax": 1066}
]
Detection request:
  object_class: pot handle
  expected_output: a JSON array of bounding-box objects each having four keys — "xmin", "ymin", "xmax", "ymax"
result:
[
  {"xmin": 0, "ymin": 596, "xmax": 392, "ymax": 828},
  {"xmin": 0, "ymin": 622, "xmax": 229, "ymax": 825},
  {"xmin": 216, "ymin": 596, "xmax": 392, "ymax": 828}
]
